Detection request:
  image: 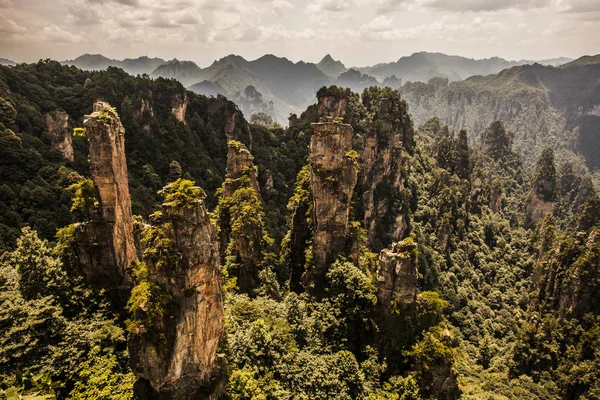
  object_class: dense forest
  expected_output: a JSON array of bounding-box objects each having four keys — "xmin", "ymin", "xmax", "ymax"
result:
[{"xmin": 0, "ymin": 60, "xmax": 598, "ymax": 399}]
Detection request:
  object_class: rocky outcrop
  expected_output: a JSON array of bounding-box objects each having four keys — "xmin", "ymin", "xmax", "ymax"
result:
[
  {"xmin": 306, "ymin": 121, "xmax": 358, "ymax": 287},
  {"xmin": 360, "ymin": 91, "xmax": 414, "ymax": 250},
  {"xmin": 207, "ymin": 95, "xmax": 252, "ymax": 149},
  {"xmin": 45, "ymin": 111, "xmax": 74, "ymax": 161},
  {"xmin": 376, "ymin": 238, "xmax": 418, "ymax": 313},
  {"xmin": 171, "ymin": 94, "xmax": 187, "ymax": 124},
  {"xmin": 75, "ymin": 102, "xmax": 137, "ymax": 298},
  {"xmin": 131, "ymin": 193, "xmax": 225, "ymax": 399},
  {"xmin": 217, "ymin": 141, "xmax": 264, "ymax": 293},
  {"xmin": 135, "ymin": 98, "xmax": 154, "ymax": 118},
  {"xmin": 317, "ymin": 93, "xmax": 347, "ymax": 119},
  {"xmin": 525, "ymin": 192, "xmax": 554, "ymax": 227},
  {"xmin": 223, "ymin": 141, "xmax": 259, "ymax": 197},
  {"xmin": 535, "ymin": 195, "xmax": 600, "ymax": 318}
]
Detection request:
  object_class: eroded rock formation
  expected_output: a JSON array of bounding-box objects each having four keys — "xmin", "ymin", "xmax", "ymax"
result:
[
  {"xmin": 317, "ymin": 92, "xmax": 347, "ymax": 119},
  {"xmin": 75, "ymin": 102, "xmax": 137, "ymax": 297},
  {"xmin": 45, "ymin": 111, "xmax": 74, "ymax": 161},
  {"xmin": 223, "ymin": 141, "xmax": 259, "ymax": 197},
  {"xmin": 207, "ymin": 95, "xmax": 252, "ymax": 149},
  {"xmin": 360, "ymin": 91, "xmax": 414, "ymax": 250},
  {"xmin": 217, "ymin": 141, "xmax": 264, "ymax": 293},
  {"xmin": 306, "ymin": 121, "xmax": 358, "ymax": 286},
  {"xmin": 171, "ymin": 94, "xmax": 188, "ymax": 124},
  {"xmin": 131, "ymin": 193, "xmax": 225, "ymax": 399},
  {"xmin": 376, "ymin": 238, "xmax": 418, "ymax": 312}
]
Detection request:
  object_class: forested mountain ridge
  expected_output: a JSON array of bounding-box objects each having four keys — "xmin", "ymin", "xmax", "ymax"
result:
[
  {"xmin": 63, "ymin": 54, "xmax": 167, "ymax": 76},
  {"xmin": 402, "ymin": 56, "xmax": 600, "ymax": 185},
  {"xmin": 57, "ymin": 52, "xmax": 576, "ymax": 126},
  {"xmin": 0, "ymin": 60, "xmax": 598, "ymax": 399}
]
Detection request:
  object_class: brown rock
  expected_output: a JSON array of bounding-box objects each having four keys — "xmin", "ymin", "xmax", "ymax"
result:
[
  {"xmin": 525, "ymin": 191, "xmax": 554, "ymax": 228},
  {"xmin": 45, "ymin": 111, "xmax": 74, "ymax": 161},
  {"xmin": 307, "ymin": 121, "xmax": 358, "ymax": 285},
  {"xmin": 76, "ymin": 102, "xmax": 137, "ymax": 298},
  {"xmin": 223, "ymin": 141, "xmax": 259, "ymax": 197},
  {"xmin": 131, "ymin": 199, "xmax": 225, "ymax": 399},
  {"xmin": 207, "ymin": 96, "xmax": 252, "ymax": 149},
  {"xmin": 317, "ymin": 95, "xmax": 348, "ymax": 119},
  {"xmin": 360, "ymin": 95, "xmax": 413, "ymax": 250},
  {"xmin": 218, "ymin": 141, "xmax": 263, "ymax": 293},
  {"xmin": 377, "ymin": 238, "xmax": 418, "ymax": 312},
  {"xmin": 171, "ymin": 94, "xmax": 188, "ymax": 124}
]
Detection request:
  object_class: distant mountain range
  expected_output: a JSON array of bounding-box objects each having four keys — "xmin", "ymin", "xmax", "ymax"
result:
[
  {"xmin": 62, "ymin": 54, "xmax": 167, "ymax": 75},
  {"xmin": 0, "ymin": 58, "xmax": 16, "ymax": 66},
  {"xmin": 58, "ymin": 52, "xmax": 575, "ymax": 123}
]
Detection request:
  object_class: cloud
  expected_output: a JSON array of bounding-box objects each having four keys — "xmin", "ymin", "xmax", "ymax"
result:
[
  {"xmin": 259, "ymin": 25, "xmax": 317, "ymax": 40},
  {"xmin": 0, "ymin": 19, "xmax": 27, "ymax": 34},
  {"xmin": 359, "ymin": 16, "xmax": 505, "ymax": 42},
  {"xmin": 362, "ymin": 15, "xmax": 394, "ymax": 32},
  {"xmin": 306, "ymin": 0, "xmax": 357, "ymax": 13},
  {"xmin": 41, "ymin": 25, "xmax": 82, "ymax": 42},
  {"xmin": 557, "ymin": 0, "xmax": 600, "ymax": 13},
  {"xmin": 272, "ymin": 0, "xmax": 295, "ymax": 15},
  {"xmin": 84, "ymin": 0, "xmax": 140, "ymax": 5},
  {"xmin": 175, "ymin": 10, "xmax": 204, "ymax": 25},
  {"xmin": 422, "ymin": 0, "xmax": 552, "ymax": 12},
  {"xmin": 0, "ymin": 0, "xmax": 12, "ymax": 8},
  {"xmin": 374, "ymin": 0, "xmax": 406, "ymax": 13}
]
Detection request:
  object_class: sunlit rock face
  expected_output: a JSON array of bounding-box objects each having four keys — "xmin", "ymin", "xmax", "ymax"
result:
[
  {"xmin": 130, "ymin": 197, "xmax": 225, "ymax": 400},
  {"xmin": 75, "ymin": 102, "xmax": 137, "ymax": 300},
  {"xmin": 171, "ymin": 94, "xmax": 188, "ymax": 124},
  {"xmin": 377, "ymin": 238, "xmax": 418, "ymax": 313}
]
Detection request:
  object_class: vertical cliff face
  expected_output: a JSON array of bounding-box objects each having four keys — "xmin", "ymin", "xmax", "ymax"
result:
[
  {"xmin": 317, "ymin": 94, "xmax": 348, "ymax": 119},
  {"xmin": 360, "ymin": 91, "xmax": 414, "ymax": 250},
  {"xmin": 45, "ymin": 111, "xmax": 74, "ymax": 161},
  {"xmin": 535, "ymin": 195, "xmax": 600, "ymax": 318},
  {"xmin": 306, "ymin": 121, "xmax": 358, "ymax": 286},
  {"xmin": 376, "ymin": 238, "xmax": 418, "ymax": 313},
  {"xmin": 525, "ymin": 148, "xmax": 557, "ymax": 228},
  {"xmin": 216, "ymin": 141, "xmax": 264, "ymax": 293},
  {"xmin": 223, "ymin": 141, "xmax": 259, "ymax": 197},
  {"xmin": 130, "ymin": 186, "xmax": 224, "ymax": 399},
  {"xmin": 171, "ymin": 94, "xmax": 188, "ymax": 124},
  {"xmin": 76, "ymin": 102, "xmax": 137, "ymax": 296},
  {"xmin": 207, "ymin": 96, "xmax": 252, "ymax": 149}
]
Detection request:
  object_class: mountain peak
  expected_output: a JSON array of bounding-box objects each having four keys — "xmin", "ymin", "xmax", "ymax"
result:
[{"xmin": 317, "ymin": 54, "xmax": 346, "ymax": 78}]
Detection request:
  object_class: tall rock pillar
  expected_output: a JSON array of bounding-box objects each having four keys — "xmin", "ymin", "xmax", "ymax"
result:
[
  {"xmin": 75, "ymin": 102, "xmax": 137, "ymax": 298},
  {"xmin": 130, "ymin": 188, "xmax": 225, "ymax": 399},
  {"xmin": 306, "ymin": 121, "xmax": 358, "ymax": 287}
]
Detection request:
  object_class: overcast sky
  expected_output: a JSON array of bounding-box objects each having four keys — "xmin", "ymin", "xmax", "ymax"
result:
[{"xmin": 0, "ymin": 0, "xmax": 598, "ymax": 67}]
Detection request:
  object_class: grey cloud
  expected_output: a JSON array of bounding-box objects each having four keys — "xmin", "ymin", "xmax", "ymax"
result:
[
  {"xmin": 306, "ymin": 0, "xmax": 357, "ymax": 13},
  {"xmin": 558, "ymin": 0, "xmax": 600, "ymax": 13},
  {"xmin": 176, "ymin": 12, "xmax": 203, "ymax": 24},
  {"xmin": 423, "ymin": 0, "xmax": 552, "ymax": 12},
  {"xmin": 85, "ymin": 0, "xmax": 140, "ymax": 6}
]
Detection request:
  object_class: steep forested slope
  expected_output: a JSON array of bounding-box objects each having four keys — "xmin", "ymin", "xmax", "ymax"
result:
[{"xmin": 402, "ymin": 58, "xmax": 600, "ymax": 182}]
